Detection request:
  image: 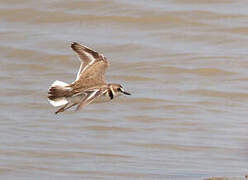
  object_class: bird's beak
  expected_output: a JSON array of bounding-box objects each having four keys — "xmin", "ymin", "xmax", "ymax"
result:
[{"xmin": 123, "ymin": 91, "xmax": 131, "ymax": 95}]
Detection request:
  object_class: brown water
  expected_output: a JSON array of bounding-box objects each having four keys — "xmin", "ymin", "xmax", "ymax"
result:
[{"xmin": 1, "ymin": 0, "xmax": 248, "ymax": 179}]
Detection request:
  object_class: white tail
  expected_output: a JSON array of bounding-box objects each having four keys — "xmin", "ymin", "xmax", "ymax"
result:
[
  {"xmin": 48, "ymin": 80, "xmax": 69, "ymax": 107},
  {"xmin": 48, "ymin": 97, "xmax": 68, "ymax": 107},
  {"xmin": 51, "ymin": 80, "xmax": 69, "ymax": 87}
]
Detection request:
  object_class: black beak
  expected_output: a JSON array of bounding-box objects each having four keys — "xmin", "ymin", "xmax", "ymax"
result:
[{"xmin": 123, "ymin": 91, "xmax": 131, "ymax": 95}]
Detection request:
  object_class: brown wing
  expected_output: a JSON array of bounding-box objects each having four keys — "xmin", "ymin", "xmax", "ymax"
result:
[
  {"xmin": 70, "ymin": 43, "xmax": 109, "ymax": 90},
  {"xmin": 71, "ymin": 42, "xmax": 101, "ymax": 81}
]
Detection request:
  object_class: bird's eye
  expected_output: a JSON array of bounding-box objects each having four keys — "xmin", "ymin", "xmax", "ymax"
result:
[{"xmin": 117, "ymin": 88, "xmax": 121, "ymax": 91}]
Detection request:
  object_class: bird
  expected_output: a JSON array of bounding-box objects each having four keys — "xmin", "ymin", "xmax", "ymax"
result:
[{"xmin": 48, "ymin": 42, "xmax": 131, "ymax": 114}]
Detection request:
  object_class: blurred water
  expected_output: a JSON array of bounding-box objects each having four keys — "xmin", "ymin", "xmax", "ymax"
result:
[{"xmin": 0, "ymin": 0, "xmax": 248, "ymax": 179}]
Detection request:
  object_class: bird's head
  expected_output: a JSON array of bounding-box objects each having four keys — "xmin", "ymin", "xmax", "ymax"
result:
[{"xmin": 108, "ymin": 84, "xmax": 131, "ymax": 99}]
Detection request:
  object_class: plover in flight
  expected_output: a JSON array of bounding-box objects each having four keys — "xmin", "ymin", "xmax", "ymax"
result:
[{"xmin": 48, "ymin": 42, "xmax": 131, "ymax": 114}]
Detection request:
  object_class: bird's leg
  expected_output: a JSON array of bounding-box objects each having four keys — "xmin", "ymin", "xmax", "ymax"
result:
[
  {"xmin": 55, "ymin": 103, "xmax": 69, "ymax": 114},
  {"xmin": 55, "ymin": 103, "xmax": 79, "ymax": 114},
  {"xmin": 63, "ymin": 103, "xmax": 78, "ymax": 111}
]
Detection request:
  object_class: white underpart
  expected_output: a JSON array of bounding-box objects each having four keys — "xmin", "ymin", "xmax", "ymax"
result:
[
  {"xmin": 68, "ymin": 89, "xmax": 110, "ymax": 105},
  {"xmin": 48, "ymin": 80, "xmax": 69, "ymax": 107},
  {"xmin": 67, "ymin": 89, "xmax": 99, "ymax": 105},
  {"xmin": 75, "ymin": 52, "xmax": 96, "ymax": 81}
]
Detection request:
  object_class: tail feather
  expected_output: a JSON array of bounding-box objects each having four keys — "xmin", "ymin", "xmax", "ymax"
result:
[
  {"xmin": 48, "ymin": 80, "xmax": 70, "ymax": 107},
  {"xmin": 48, "ymin": 97, "xmax": 68, "ymax": 107}
]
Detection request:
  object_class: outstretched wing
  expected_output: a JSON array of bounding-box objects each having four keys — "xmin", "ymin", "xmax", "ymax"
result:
[
  {"xmin": 71, "ymin": 42, "xmax": 100, "ymax": 81},
  {"xmin": 76, "ymin": 88, "xmax": 108, "ymax": 111},
  {"xmin": 70, "ymin": 42, "xmax": 109, "ymax": 89}
]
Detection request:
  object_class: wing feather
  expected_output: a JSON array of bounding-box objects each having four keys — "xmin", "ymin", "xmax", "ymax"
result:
[
  {"xmin": 70, "ymin": 42, "xmax": 109, "ymax": 89},
  {"xmin": 71, "ymin": 42, "xmax": 100, "ymax": 80},
  {"xmin": 76, "ymin": 88, "xmax": 108, "ymax": 111}
]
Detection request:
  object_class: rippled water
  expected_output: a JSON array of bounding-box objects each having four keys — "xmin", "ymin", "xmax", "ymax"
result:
[{"xmin": 1, "ymin": 0, "xmax": 248, "ymax": 179}]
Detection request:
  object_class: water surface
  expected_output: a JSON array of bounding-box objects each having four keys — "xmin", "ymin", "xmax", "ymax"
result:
[{"xmin": 1, "ymin": 0, "xmax": 248, "ymax": 179}]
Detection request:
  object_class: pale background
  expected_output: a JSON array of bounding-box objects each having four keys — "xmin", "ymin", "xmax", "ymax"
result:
[{"xmin": 0, "ymin": 0, "xmax": 248, "ymax": 179}]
